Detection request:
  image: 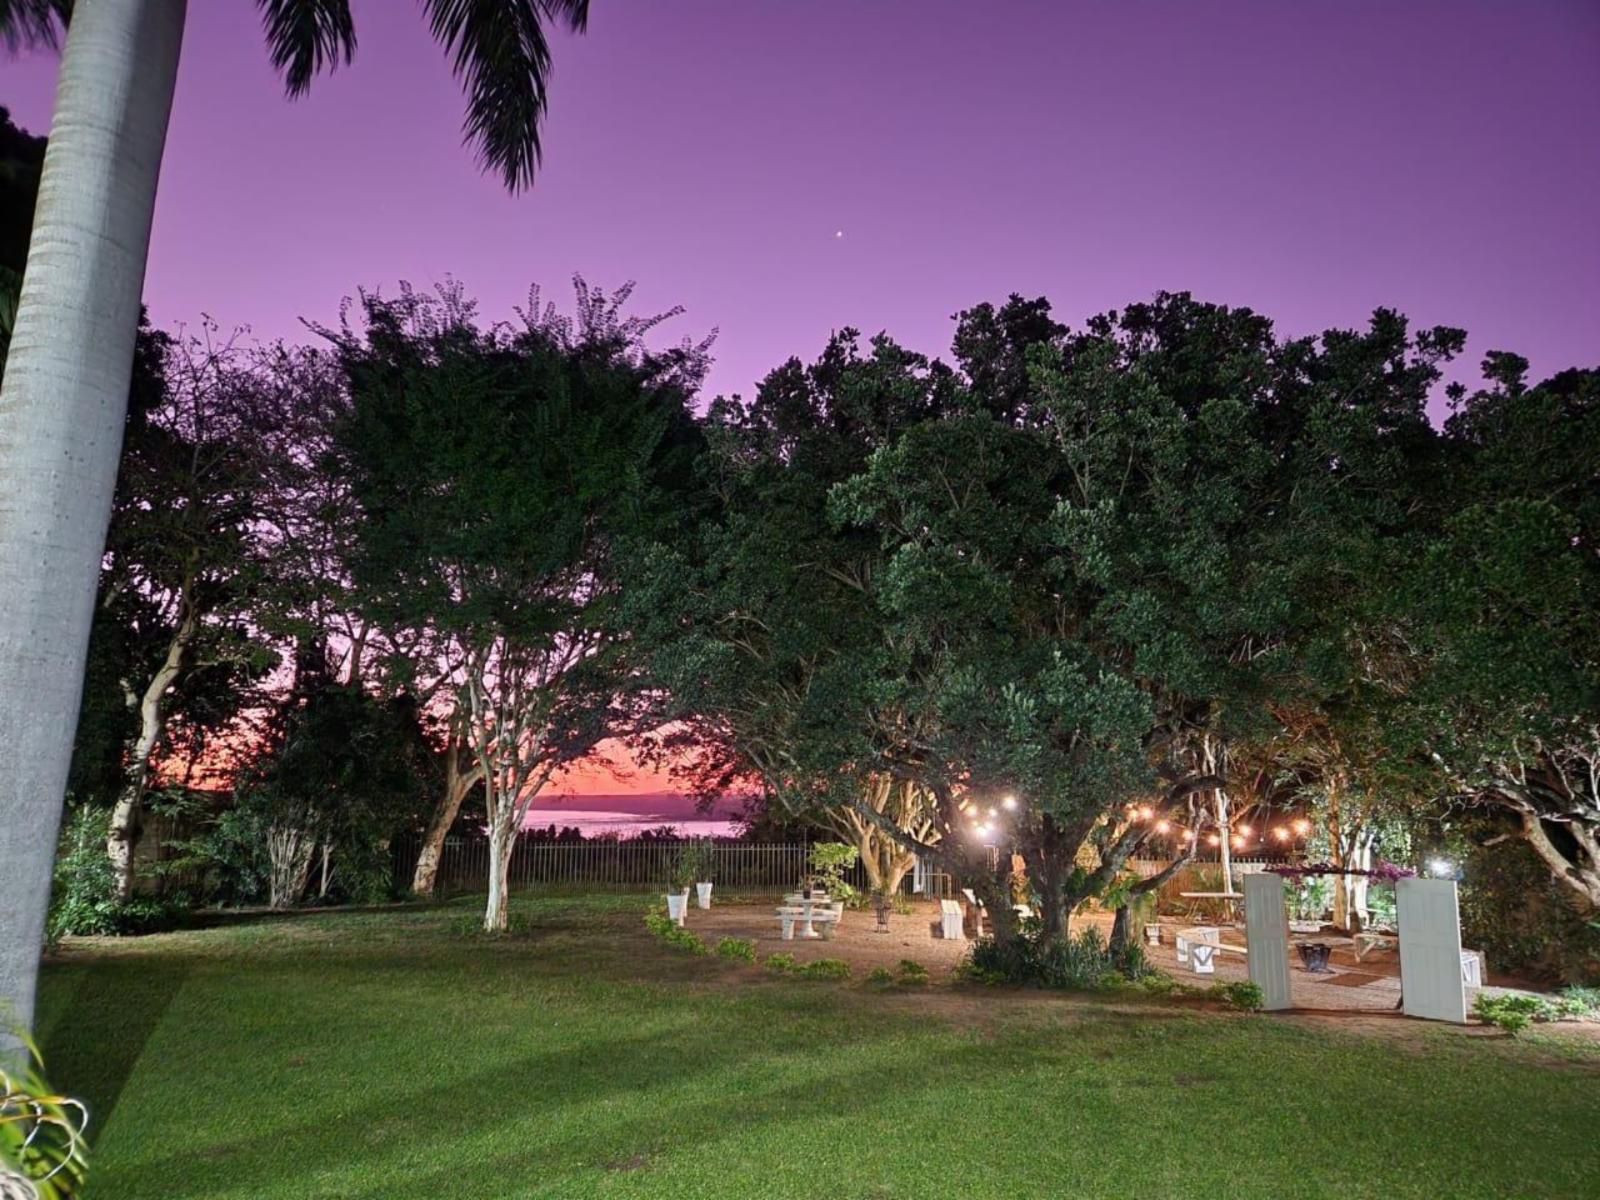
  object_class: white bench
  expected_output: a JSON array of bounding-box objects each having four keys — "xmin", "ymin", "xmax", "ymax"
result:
[
  {"xmin": 776, "ymin": 903, "xmax": 843, "ymax": 940},
  {"xmin": 1176, "ymin": 926, "xmax": 1248, "ymax": 974},
  {"xmin": 939, "ymin": 899, "xmax": 965, "ymax": 940}
]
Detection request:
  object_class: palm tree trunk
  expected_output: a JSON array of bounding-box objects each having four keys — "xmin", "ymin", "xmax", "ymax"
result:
[{"xmin": 0, "ymin": 0, "xmax": 186, "ymax": 1041}]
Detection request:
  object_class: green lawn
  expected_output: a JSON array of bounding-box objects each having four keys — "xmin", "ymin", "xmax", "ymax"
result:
[{"xmin": 36, "ymin": 896, "xmax": 1600, "ymax": 1199}]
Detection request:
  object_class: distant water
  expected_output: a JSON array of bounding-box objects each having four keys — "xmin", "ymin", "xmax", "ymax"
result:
[{"xmin": 521, "ymin": 808, "xmax": 742, "ymax": 839}]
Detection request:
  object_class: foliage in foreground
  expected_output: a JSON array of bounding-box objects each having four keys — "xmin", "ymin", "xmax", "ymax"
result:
[
  {"xmin": 34, "ymin": 897, "xmax": 1600, "ymax": 1199},
  {"xmin": 1, "ymin": 1035, "xmax": 88, "ymax": 1199}
]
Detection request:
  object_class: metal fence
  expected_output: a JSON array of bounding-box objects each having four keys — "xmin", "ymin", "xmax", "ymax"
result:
[
  {"xmin": 394, "ymin": 836, "xmax": 816, "ymax": 895},
  {"xmin": 392, "ymin": 835, "xmax": 1289, "ymax": 897}
]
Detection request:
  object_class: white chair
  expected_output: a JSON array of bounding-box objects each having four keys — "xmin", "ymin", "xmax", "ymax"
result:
[
  {"xmin": 1190, "ymin": 942, "xmax": 1217, "ymax": 974},
  {"xmin": 1175, "ymin": 925, "xmax": 1219, "ymax": 965},
  {"xmin": 1461, "ymin": 950, "xmax": 1483, "ymax": 988},
  {"xmin": 939, "ymin": 899, "xmax": 965, "ymax": 940}
]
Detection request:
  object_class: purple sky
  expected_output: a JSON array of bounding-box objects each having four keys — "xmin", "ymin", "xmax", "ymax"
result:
[{"xmin": 7, "ymin": 0, "xmax": 1598, "ymax": 404}]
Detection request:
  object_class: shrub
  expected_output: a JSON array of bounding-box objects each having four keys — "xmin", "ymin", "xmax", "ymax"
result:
[
  {"xmin": 796, "ymin": 958, "xmax": 850, "ymax": 980},
  {"xmin": 865, "ymin": 966, "xmax": 894, "ymax": 988},
  {"xmin": 715, "ymin": 937, "xmax": 757, "ymax": 963},
  {"xmin": 954, "ymin": 960, "xmax": 1007, "ymax": 987},
  {"xmin": 897, "ymin": 959, "xmax": 930, "ymax": 986},
  {"xmin": 1137, "ymin": 972, "xmax": 1187, "ymax": 998},
  {"xmin": 1208, "ymin": 981, "xmax": 1264, "ymax": 1012},
  {"xmin": 1559, "ymin": 985, "xmax": 1599, "ymax": 1016},
  {"xmin": 47, "ymin": 806, "xmax": 185, "ymax": 947},
  {"xmin": 642, "ymin": 910, "xmax": 707, "ymax": 955},
  {"xmin": 965, "ymin": 925, "xmax": 1136, "ymax": 991},
  {"xmin": 764, "ymin": 953, "xmax": 798, "ymax": 974},
  {"xmin": 1471, "ymin": 991, "xmax": 1592, "ymax": 1034}
]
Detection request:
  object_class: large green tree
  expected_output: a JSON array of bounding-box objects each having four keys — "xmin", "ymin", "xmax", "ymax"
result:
[
  {"xmin": 0, "ymin": 0, "xmax": 590, "ymax": 1034},
  {"xmin": 1384, "ymin": 359, "xmax": 1600, "ymax": 911},
  {"xmin": 622, "ymin": 328, "xmax": 964, "ymax": 897},
  {"xmin": 333, "ymin": 280, "xmax": 706, "ymax": 931}
]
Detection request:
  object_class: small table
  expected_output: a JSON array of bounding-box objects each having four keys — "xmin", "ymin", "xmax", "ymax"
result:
[{"xmin": 783, "ymin": 893, "xmax": 830, "ymax": 939}]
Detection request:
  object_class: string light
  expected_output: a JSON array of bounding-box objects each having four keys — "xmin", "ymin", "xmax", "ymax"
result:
[
  {"xmin": 1206, "ymin": 833, "xmax": 1221, "ymax": 847},
  {"xmin": 1002, "ymin": 795, "xmax": 1017, "ymax": 811},
  {"xmin": 1231, "ymin": 834, "xmax": 1246, "ymax": 849},
  {"xmin": 1181, "ymin": 830, "xmax": 1194, "ymax": 842},
  {"xmin": 1238, "ymin": 824, "xmax": 1252, "ymax": 837},
  {"xmin": 1293, "ymin": 818, "xmax": 1311, "ymax": 835},
  {"xmin": 1155, "ymin": 820, "xmax": 1171, "ymax": 834},
  {"xmin": 1137, "ymin": 805, "xmax": 1154, "ymax": 821},
  {"xmin": 1272, "ymin": 827, "xmax": 1290, "ymax": 843}
]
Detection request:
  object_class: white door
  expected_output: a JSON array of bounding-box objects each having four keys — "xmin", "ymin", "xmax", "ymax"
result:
[
  {"xmin": 1244, "ymin": 873, "xmax": 1293, "ymax": 1011},
  {"xmin": 1396, "ymin": 878, "xmax": 1466, "ymax": 1024}
]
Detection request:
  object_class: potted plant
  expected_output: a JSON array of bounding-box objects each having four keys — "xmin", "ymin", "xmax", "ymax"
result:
[
  {"xmin": 665, "ymin": 854, "xmax": 693, "ymax": 926},
  {"xmin": 686, "ymin": 839, "xmax": 716, "ymax": 909}
]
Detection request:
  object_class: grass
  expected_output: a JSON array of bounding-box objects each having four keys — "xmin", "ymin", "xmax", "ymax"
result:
[{"xmin": 35, "ymin": 895, "xmax": 1600, "ymax": 1199}]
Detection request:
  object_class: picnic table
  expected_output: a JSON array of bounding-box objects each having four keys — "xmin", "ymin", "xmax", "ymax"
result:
[{"xmin": 781, "ymin": 893, "xmax": 833, "ymax": 939}]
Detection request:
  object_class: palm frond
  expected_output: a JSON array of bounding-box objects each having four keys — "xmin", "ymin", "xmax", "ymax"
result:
[
  {"xmin": 0, "ymin": 0, "xmax": 70, "ymax": 53},
  {"xmin": 257, "ymin": 0, "xmax": 356, "ymax": 97},
  {"xmin": 420, "ymin": 0, "xmax": 589, "ymax": 192}
]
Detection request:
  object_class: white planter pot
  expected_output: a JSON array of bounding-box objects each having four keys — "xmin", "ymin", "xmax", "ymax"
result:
[
  {"xmin": 665, "ymin": 890, "xmax": 689, "ymax": 925},
  {"xmin": 696, "ymin": 881, "xmax": 713, "ymax": 909}
]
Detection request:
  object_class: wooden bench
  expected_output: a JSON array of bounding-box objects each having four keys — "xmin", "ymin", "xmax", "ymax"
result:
[{"xmin": 1176, "ymin": 925, "xmax": 1248, "ymax": 974}]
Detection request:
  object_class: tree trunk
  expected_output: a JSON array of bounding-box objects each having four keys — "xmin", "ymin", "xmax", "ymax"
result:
[
  {"xmin": 484, "ymin": 816, "xmax": 517, "ymax": 933},
  {"xmin": 0, "ymin": 0, "xmax": 186, "ymax": 1041},
  {"xmin": 1109, "ymin": 904, "xmax": 1133, "ymax": 952},
  {"xmin": 411, "ymin": 739, "xmax": 479, "ymax": 897},
  {"xmin": 1026, "ymin": 818, "xmax": 1073, "ymax": 946},
  {"xmin": 1326, "ymin": 775, "xmax": 1364, "ymax": 934},
  {"xmin": 1515, "ymin": 807, "xmax": 1600, "ymax": 912},
  {"xmin": 107, "ymin": 605, "xmax": 196, "ymax": 901},
  {"xmin": 1216, "ymin": 790, "xmax": 1233, "ymax": 895}
]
